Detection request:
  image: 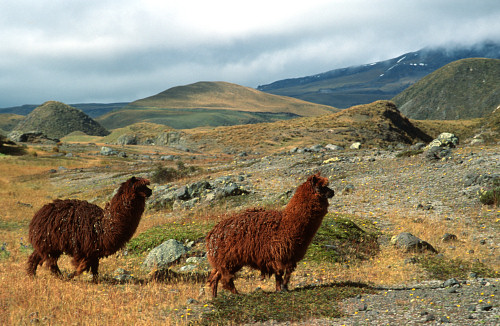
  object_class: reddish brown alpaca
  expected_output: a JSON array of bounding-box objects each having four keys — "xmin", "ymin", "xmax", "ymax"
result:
[
  {"xmin": 27, "ymin": 177, "xmax": 152, "ymax": 281},
  {"xmin": 206, "ymin": 172, "xmax": 334, "ymax": 297}
]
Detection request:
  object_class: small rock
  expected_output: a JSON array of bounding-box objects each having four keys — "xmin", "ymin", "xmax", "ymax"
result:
[
  {"xmin": 424, "ymin": 314, "xmax": 436, "ymax": 322},
  {"xmin": 442, "ymin": 278, "xmax": 460, "ymax": 288},
  {"xmin": 480, "ymin": 304, "xmax": 493, "ymax": 311},
  {"xmin": 441, "ymin": 233, "xmax": 458, "ymax": 242},
  {"xmin": 350, "ymin": 142, "xmax": 362, "ymax": 150},
  {"xmin": 325, "ymin": 144, "xmax": 344, "ymax": 151},
  {"xmin": 440, "ymin": 316, "xmax": 451, "ymax": 323}
]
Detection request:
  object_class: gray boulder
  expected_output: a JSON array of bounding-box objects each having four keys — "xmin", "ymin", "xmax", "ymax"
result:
[
  {"xmin": 391, "ymin": 232, "xmax": 437, "ymax": 253},
  {"xmin": 425, "ymin": 132, "xmax": 459, "ymax": 150},
  {"xmin": 142, "ymin": 239, "xmax": 188, "ymax": 271},
  {"xmin": 100, "ymin": 146, "xmax": 118, "ymax": 156}
]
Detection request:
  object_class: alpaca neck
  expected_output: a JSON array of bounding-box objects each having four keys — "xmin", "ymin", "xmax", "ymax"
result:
[
  {"xmin": 281, "ymin": 189, "xmax": 328, "ymax": 242},
  {"xmin": 100, "ymin": 193, "xmax": 145, "ymax": 255}
]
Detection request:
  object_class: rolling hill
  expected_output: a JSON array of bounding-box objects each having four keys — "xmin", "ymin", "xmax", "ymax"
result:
[
  {"xmin": 96, "ymin": 81, "xmax": 338, "ymax": 129},
  {"xmin": 183, "ymin": 100, "xmax": 433, "ymax": 153},
  {"xmin": 392, "ymin": 58, "xmax": 500, "ymax": 120},
  {"xmin": 257, "ymin": 41, "xmax": 500, "ymax": 109}
]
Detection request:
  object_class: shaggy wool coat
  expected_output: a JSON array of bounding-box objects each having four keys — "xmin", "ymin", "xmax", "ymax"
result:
[
  {"xmin": 27, "ymin": 177, "xmax": 151, "ymax": 280},
  {"xmin": 206, "ymin": 172, "xmax": 334, "ymax": 297}
]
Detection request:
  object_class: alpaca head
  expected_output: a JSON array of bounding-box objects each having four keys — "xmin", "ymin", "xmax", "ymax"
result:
[
  {"xmin": 120, "ymin": 177, "xmax": 152, "ymax": 198},
  {"xmin": 308, "ymin": 172, "xmax": 334, "ymax": 199}
]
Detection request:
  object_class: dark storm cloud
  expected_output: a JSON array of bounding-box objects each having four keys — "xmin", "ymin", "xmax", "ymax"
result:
[{"xmin": 1, "ymin": 0, "xmax": 499, "ymax": 107}]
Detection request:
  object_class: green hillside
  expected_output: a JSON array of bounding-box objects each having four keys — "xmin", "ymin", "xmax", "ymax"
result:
[
  {"xmin": 393, "ymin": 58, "xmax": 500, "ymax": 120},
  {"xmin": 0, "ymin": 113, "xmax": 24, "ymax": 133},
  {"xmin": 97, "ymin": 81, "xmax": 338, "ymax": 129}
]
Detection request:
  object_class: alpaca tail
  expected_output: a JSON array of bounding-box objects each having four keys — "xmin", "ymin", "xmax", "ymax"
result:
[
  {"xmin": 207, "ymin": 269, "xmax": 221, "ymax": 298},
  {"xmin": 27, "ymin": 251, "xmax": 43, "ymax": 276}
]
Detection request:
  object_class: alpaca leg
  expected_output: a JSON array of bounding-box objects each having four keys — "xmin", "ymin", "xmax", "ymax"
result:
[
  {"xmin": 208, "ymin": 269, "xmax": 221, "ymax": 297},
  {"xmin": 89, "ymin": 258, "xmax": 99, "ymax": 283},
  {"xmin": 282, "ymin": 264, "xmax": 296, "ymax": 291},
  {"xmin": 46, "ymin": 255, "xmax": 62, "ymax": 277},
  {"xmin": 221, "ymin": 275, "xmax": 238, "ymax": 295},
  {"xmin": 69, "ymin": 258, "xmax": 91, "ymax": 279},
  {"xmin": 275, "ymin": 271, "xmax": 286, "ymax": 292},
  {"xmin": 27, "ymin": 251, "xmax": 43, "ymax": 276}
]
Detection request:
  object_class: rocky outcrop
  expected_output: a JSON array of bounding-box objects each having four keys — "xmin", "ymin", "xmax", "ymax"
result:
[
  {"xmin": 425, "ymin": 132, "xmax": 459, "ymax": 149},
  {"xmin": 148, "ymin": 175, "xmax": 251, "ymax": 210},
  {"xmin": 8, "ymin": 131, "xmax": 59, "ymax": 144}
]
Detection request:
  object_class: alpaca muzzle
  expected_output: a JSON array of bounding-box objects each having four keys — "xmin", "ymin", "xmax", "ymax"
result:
[
  {"xmin": 323, "ymin": 186, "xmax": 335, "ymax": 199},
  {"xmin": 143, "ymin": 187, "xmax": 153, "ymax": 198}
]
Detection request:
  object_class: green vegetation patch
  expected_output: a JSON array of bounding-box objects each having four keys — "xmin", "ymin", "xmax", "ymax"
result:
[
  {"xmin": 417, "ymin": 255, "xmax": 497, "ymax": 280},
  {"xmin": 0, "ymin": 220, "xmax": 29, "ymax": 231},
  {"xmin": 306, "ymin": 214, "xmax": 379, "ymax": 263},
  {"xmin": 127, "ymin": 220, "xmax": 215, "ymax": 254},
  {"xmin": 479, "ymin": 187, "xmax": 500, "ymax": 206},
  {"xmin": 200, "ymin": 282, "xmax": 374, "ymax": 325}
]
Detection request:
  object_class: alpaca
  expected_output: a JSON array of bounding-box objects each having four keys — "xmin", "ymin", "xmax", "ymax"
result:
[
  {"xmin": 27, "ymin": 176, "xmax": 152, "ymax": 281},
  {"xmin": 206, "ymin": 172, "xmax": 334, "ymax": 297}
]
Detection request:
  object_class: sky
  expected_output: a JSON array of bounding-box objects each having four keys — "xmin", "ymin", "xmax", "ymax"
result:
[{"xmin": 1, "ymin": 0, "xmax": 499, "ymax": 108}]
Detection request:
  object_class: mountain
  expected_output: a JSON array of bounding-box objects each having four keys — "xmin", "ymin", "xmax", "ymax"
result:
[
  {"xmin": 0, "ymin": 102, "xmax": 128, "ymax": 118},
  {"xmin": 392, "ymin": 58, "xmax": 500, "ymax": 120},
  {"xmin": 257, "ymin": 41, "xmax": 500, "ymax": 109},
  {"xmin": 12, "ymin": 101, "xmax": 110, "ymax": 139},
  {"xmin": 96, "ymin": 81, "xmax": 338, "ymax": 129}
]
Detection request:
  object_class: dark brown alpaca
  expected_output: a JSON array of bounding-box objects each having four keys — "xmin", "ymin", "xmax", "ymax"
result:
[
  {"xmin": 27, "ymin": 177, "xmax": 152, "ymax": 281},
  {"xmin": 206, "ymin": 172, "xmax": 334, "ymax": 297}
]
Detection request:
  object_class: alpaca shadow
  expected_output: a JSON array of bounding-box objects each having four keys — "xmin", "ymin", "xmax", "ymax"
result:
[{"xmin": 291, "ymin": 280, "xmax": 374, "ymax": 293}]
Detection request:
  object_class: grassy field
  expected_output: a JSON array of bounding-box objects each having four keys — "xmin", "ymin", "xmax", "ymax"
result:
[{"xmin": 1, "ymin": 139, "xmax": 498, "ymax": 325}]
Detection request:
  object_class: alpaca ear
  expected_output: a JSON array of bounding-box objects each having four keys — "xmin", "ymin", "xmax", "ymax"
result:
[
  {"xmin": 129, "ymin": 176, "xmax": 137, "ymax": 185},
  {"xmin": 309, "ymin": 174, "xmax": 318, "ymax": 186}
]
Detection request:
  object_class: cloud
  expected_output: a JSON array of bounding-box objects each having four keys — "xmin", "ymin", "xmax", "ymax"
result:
[{"xmin": 1, "ymin": 0, "xmax": 499, "ymax": 107}]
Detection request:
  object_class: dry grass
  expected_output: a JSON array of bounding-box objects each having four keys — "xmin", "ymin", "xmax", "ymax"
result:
[{"xmin": 1, "ymin": 140, "xmax": 498, "ymax": 325}]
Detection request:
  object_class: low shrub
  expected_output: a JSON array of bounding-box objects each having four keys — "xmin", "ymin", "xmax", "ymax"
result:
[
  {"xmin": 151, "ymin": 161, "xmax": 200, "ymax": 184},
  {"xmin": 479, "ymin": 187, "xmax": 500, "ymax": 206},
  {"xmin": 417, "ymin": 255, "xmax": 496, "ymax": 280}
]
